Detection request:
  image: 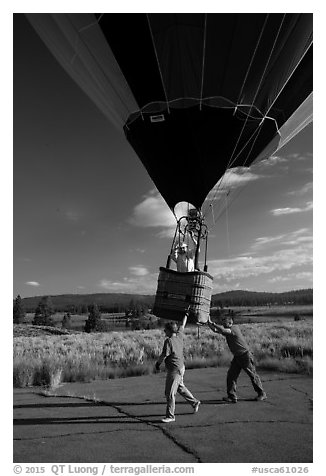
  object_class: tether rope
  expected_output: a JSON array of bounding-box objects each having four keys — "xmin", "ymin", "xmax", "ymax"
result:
[{"xmin": 225, "ymin": 192, "xmax": 231, "ymax": 257}]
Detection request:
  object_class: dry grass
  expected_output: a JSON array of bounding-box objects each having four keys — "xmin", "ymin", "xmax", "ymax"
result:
[{"xmin": 13, "ymin": 320, "xmax": 312, "ymax": 388}]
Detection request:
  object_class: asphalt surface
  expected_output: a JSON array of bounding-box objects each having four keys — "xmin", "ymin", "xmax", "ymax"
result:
[{"xmin": 13, "ymin": 367, "xmax": 312, "ymax": 463}]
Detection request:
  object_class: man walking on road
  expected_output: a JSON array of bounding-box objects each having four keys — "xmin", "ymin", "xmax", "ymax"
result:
[
  {"xmin": 207, "ymin": 314, "xmax": 267, "ymax": 403},
  {"xmin": 155, "ymin": 311, "xmax": 201, "ymax": 422}
]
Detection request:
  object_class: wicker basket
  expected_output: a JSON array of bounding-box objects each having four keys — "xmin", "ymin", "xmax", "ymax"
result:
[{"xmin": 153, "ymin": 267, "xmax": 213, "ymax": 323}]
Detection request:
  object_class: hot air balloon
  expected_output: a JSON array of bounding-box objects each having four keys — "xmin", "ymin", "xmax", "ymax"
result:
[{"xmin": 26, "ymin": 13, "xmax": 313, "ymax": 323}]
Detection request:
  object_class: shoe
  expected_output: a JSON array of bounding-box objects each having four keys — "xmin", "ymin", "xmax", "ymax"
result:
[
  {"xmin": 161, "ymin": 417, "xmax": 175, "ymax": 423},
  {"xmin": 193, "ymin": 401, "xmax": 201, "ymax": 413},
  {"xmin": 255, "ymin": 393, "xmax": 267, "ymax": 401},
  {"xmin": 222, "ymin": 396, "xmax": 237, "ymax": 403}
]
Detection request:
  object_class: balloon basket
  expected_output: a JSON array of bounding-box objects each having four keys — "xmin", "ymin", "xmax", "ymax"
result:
[{"xmin": 153, "ymin": 267, "xmax": 213, "ymax": 324}]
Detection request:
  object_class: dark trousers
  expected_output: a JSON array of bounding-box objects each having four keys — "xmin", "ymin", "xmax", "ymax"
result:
[{"xmin": 227, "ymin": 352, "xmax": 264, "ymax": 399}]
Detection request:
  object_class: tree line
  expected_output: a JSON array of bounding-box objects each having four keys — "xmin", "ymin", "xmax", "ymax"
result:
[
  {"xmin": 13, "ymin": 294, "xmax": 155, "ymax": 332},
  {"xmin": 13, "ymin": 288, "xmax": 313, "ymax": 332},
  {"xmin": 211, "ymin": 289, "xmax": 313, "ymax": 307},
  {"xmin": 18, "ymin": 293, "xmax": 155, "ymax": 314}
]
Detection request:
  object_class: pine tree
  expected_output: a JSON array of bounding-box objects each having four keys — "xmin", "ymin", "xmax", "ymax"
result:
[
  {"xmin": 81, "ymin": 304, "xmax": 89, "ymax": 314},
  {"xmin": 84, "ymin": 303, "xmax": 102, "ymax": 332},
  {"xmin": 62, "ymin": 312, "xmax": 72, "ymax": 329},
  {"xmin": 33, "ymin": 296, "xmax": 55, "ymax": 326},
  {"xmin": 13, "ymin": 295, "xmax": 26, "ymax": 324}
]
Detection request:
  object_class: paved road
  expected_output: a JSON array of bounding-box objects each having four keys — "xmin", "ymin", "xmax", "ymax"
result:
[{"xmin": 13, "ymin": 368, "xmax": 312, "ymax": 463}]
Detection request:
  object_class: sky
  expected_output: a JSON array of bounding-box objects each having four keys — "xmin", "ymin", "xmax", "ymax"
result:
[{"xmin": 13, "ymin": 12, "xmax": 313, "ymax": 298}]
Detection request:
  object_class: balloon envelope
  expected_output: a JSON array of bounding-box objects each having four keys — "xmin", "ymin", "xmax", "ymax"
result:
[{"xmin": 26, "ymin": 13, "xmax": 313, "ymax": 212}]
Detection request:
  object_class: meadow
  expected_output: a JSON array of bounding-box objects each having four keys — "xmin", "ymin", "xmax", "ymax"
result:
[{"xmin": 13, "ymin": 319, "xmax": 313, "ymax": 388}]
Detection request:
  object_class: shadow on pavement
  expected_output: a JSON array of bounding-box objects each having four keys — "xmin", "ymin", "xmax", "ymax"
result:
[{"xmin": 14, "ymin": 398, "xmax": 232, "ymax": 410}]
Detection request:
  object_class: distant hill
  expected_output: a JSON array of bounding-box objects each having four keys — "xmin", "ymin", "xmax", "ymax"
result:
[
  {"xmin": 20, "ymin": 293, "xmax": 155, "ymax": 313},
  {"xmin": 211, "ymin": 289, "xmax": 313, "ymax": 307},
  {"xmin": 19, "ymin": 288, "xmax": 312, "ymax": 313}
]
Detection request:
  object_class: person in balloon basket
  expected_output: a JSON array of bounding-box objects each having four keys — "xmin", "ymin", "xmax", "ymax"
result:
[
  {"xmin": 207, "ymin": 314, "xmax": 267, "ymax": 403},
  {"xmin": 155, "ymin": 311, "xmax": 201, "ymax": 423},
  {"xmin": 171, "ymin": 232, "xmax": 198, "ymax": 272}
]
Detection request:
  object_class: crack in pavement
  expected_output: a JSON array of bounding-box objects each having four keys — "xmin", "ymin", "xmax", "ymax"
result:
[
  {"xmin": 290, "ymin": 385, "xmax": 312, "ymax": 398},
  {"xmin": 31, "ymin": 391, "xmax": 202, "ymax": 463},
  {"xmin": 99, "ymin": 400, "xmax": 202, "ymax": 463},
  {"xmin": 290, "ymin": 385, "xmax": 313, "ymax": 410}
]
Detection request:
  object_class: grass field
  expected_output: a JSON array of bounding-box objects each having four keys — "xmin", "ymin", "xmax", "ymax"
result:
[{"xmin": 13, "ymin": 318, "xmax": 313, "ymax": 388}]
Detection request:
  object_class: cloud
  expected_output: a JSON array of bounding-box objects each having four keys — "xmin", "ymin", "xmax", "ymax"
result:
[
  {"xmin": 156, "ymin": 228, "xmax": 177, "ymax": 239},
  {"xmin": 208, "ymin": 247, "xmax": 312, "ymax": 282},
  {"xmin": 128, "ymin": 191, "xmax": 199, "ymax": 238},
  {"xmin": 128, "ymin": 189, "xmax": 175, "ymax": 228},
  {"xmin": 268, "ymin": 271, "xmax": 313, "ymax": 283},
  {"xmin": 252, "ymin": 228, "xmax": 311, "ymax": 249},
  {"xmin": 208, "ymin": 229, "xmax": 312, "ymax": 283},
  {"xmin": 287, "ymin": 182, "xmax": 313, "ymax": 196},
  {"xmin": 65, "ymin": 210, "xmax": 83, "ymax": 222},
  {"xmin": 287, "ymin": 153, "xmax": 312, "ymax": 161},
  {"xmin": 96, "ymin": 228, "xmax": 312, "ymax": 293},
  {"xmin": 99, "ymin": 279, "xmax": 134, "ymax": 292},
  {"xmin": 253, "ymin": 233, "xmax": 288, "ymax": 248},
  {"xmin": 304, "ymin": 167, "xmax": 313, "ymax": 175},
  {"xmin": 271, "ymin": 201, "xmax": 313, "ymax": 216},
  {"xmin": 281, "ymin": 236, "xmax": 312, "ymax": 246},
  {"xmin": 128, "ymin": 190, "xmax": 179, "ymax": 238},
  {"xmin": 129, "ymin": 266, "xmax": 150, "ymax": 277},
  {"xmin": 286, "ymin": 153, "xmax": 300, "ymax": 159},
  {"xmin": 25, "ymin": 281, "xmax": 40, "ymax": 287},
  {"xmin": 206, "ymin": 167, "xmax": 260, "ymax": 201},
  {"xmin": 57, "ymin": 207, "xmax": 82, "ymax": 222},
  {"xmin": 99, "ymin": 272, "xmax": 158, "ymax": 294},
  {"xmin": 259, "ymin": 155, "xmax": 288, "ymax": 167},
  {"xmin": 255, "ymin": 155, "xmax": 291, "ymax": 176},
  {"xmin": 211, "ymin": 281, "xmax": 242, "ymax": 293}
]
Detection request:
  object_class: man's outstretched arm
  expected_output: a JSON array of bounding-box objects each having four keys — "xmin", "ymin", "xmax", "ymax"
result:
[
  {"xmin": 180, "ymin": 312, "xmax": 188, "ymax": 330},
  {"xmin": 207, "ymin": 316, "xmax": 231, "ymax": 335}
]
